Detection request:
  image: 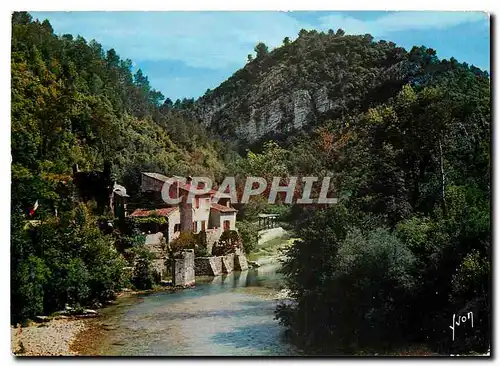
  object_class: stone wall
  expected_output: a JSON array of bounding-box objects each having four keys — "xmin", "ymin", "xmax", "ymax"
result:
[
  {"xmin": 221, "ymin": 253, "xmax": 235, "ymax": 274},
  {"xmin": 144, "ymin": 233, "xmax": 167, "ymax": 279},
  {"xmin": 172, "ymin": 249, "xmax": 195, "ymax": 287},
  {"xmin": 194, "ymin": 256, "xmax": 223, "ymax": 276},
  {"xmin": 205, "ymin": 228, "xmax": 222, "ymax": 255},
  {"xmin": 234, "ymin": 254, "xmax": 249, "ymax": 271}
]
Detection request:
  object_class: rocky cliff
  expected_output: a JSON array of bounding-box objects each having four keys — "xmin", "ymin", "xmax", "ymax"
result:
[{"xmin": 194, "ymin": 30, "xmax": 420, "ymax": 144}]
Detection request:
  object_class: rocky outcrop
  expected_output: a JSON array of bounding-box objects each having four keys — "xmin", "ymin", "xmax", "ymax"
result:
[{"xmin": 193, "ymin": 32, "xmax": 415, "ymax": 144}]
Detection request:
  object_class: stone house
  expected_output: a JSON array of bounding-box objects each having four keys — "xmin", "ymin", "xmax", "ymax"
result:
[{"xmin": 129, "ymin": 172, "xmax": 237, "ymax": 253}]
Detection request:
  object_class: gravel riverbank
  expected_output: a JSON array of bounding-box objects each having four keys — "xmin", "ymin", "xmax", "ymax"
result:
[{"xmin": 11, "ymin": 318, "xmax": 89, "ymax": 356}]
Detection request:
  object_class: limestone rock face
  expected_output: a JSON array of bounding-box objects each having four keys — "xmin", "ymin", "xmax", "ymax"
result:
[{"xmin": 192, "ymin": 33, "xmax": 413, "ymax": 144}]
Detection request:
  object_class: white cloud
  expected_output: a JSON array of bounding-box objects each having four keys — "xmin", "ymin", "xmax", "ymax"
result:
[{"xmin": 317, "ymin": 11, "xmax": 489, "ymax": 36}]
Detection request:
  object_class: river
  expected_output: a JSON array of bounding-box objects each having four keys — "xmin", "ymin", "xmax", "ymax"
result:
[{"xmin": 81, "ymin": 260, "xmax": 298, "ymax": 356}]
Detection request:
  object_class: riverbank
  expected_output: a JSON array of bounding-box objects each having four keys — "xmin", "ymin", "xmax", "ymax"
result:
[
  {"xmin": 13, "ymin": 239, "xmax": 293, "ymax": 356},
  {"xmin": 11, "ymin": 317, "xmax": 89, "ymax": 356},
  {"xmin": 10, "ymin": 285, "xmax": 184, "ymax": 356},
  {"xmin": 248, "ymin": 230, "xmax": 298, "ymax": 263}
]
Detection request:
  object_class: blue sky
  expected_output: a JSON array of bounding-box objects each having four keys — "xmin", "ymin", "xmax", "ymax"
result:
[{"xmin": 29, "ymin": 11, "xmax": 490, "ymax": 101}]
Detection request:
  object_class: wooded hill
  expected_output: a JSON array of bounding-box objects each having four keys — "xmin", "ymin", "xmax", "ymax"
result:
[{"xmin": 193, "ymin": 28, "xmax": 489, "ymax": 149}]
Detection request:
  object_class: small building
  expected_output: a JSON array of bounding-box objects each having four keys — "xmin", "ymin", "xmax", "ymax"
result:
[
  {"xmin": 111, "ymin": 183, "xmax": 129, "ymax": 219},
  {"xmin": 258, "ymin": 213, "xmax": 279, "ymax": 230},
  {"xmin": 129, "ymin": 172, "xmax": 238, "ymax": 253}
]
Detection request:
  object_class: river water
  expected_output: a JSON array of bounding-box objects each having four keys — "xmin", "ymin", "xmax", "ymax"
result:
[{"xmin": 87, "ymin": 261, "xmax": 298, "ymax": 356}]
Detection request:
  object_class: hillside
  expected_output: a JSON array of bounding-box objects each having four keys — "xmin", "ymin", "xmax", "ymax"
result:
[
  {"xmin": 11, "ymin": 12, "xmax": 229, "ymax": 215},
  {"xmin": 194, "ymin": 29, "xmax": 488, "ymax": 146}
]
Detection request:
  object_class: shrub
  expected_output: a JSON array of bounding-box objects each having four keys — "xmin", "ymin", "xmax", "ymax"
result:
[
  {"xmin": 212, "ymin": 230, "xmax": 241, "ymax": 256},
  {"xmin": 170, "ymin": 231, "xmax": 210, "ymax": 257},
  {"xmin": 131, "ymin": 247, "xmax": 155, "ymax": 290},
  {"xmin": 236, "ymin": 220, "xmax": 258, "ymax": 254},
  {"xmin": 276, "ymin": 205, "xmax": 417, "ymax": 353}
]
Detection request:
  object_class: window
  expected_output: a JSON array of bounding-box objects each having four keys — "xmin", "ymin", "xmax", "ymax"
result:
[
  {"xmin": 192, "ymin": 221, "xmax": 197, "ymax": 232},
  {"xmin": 174, "ymin": 224, "xmax": 180, "ymax": 232},
  {"xmin": 195, "ymin": 197, "xmax": 199, "ymax": 209},
  {"xmin": 223, "ymin": 220, "xmax": 230, "ymax": 231},
  {"xmin": 201, "ymin": 220, "xmax": 206, "ymax": 231}
]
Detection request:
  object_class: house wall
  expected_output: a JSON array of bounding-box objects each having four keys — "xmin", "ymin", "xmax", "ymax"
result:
[
  {"xmin": 167, "ymin": 210, "xmax": 180, "ymax": 243},
  {"xmin": 141, "ymin": 175, "xmax": 165, "ymax": 192},
  {"xmin": 192, "ymin": 197, "xmax": 211, "ymax": 233},
  {"xmin": 209, "ymin": 209, "xmax": 221, "ymax": 229},
  {"xmin": 219, "ymin": 212, "xmax": 236, "ymax": 231}
]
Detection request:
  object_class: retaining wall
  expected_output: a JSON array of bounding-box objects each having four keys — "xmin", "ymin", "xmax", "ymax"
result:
[
  {"xmin": 234, "ymin": 254, "xmax": 249, "ymax": 271},
  {"xmin": 222, "ymin": 253, "xmax": 235, "ymax": 273},
  {"xmin": 194, "ymin": 256, "xmax": 223, "ymax": 276}
]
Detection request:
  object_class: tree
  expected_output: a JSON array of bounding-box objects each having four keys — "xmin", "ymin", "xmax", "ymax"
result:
[
  {"xmin": 131, "ymin": 247, "xmax": 155, "ymax": 290},
  {"xmin": 254, "ymin": 42, "xmax": 269, "ymax": 59},
  {"xmin": 283, "ymin": 36, "xmax": 290, "ymax": 46},
  {"xmin": 236, "ymin": 221, "xmax": 258, "ymax": 254},
  {"xmin": 336, "ymin": 28, "xmax": 345, "ymax": 36}
]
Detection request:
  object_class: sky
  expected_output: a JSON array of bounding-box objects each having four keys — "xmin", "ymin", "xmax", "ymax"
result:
[{"xmin": 29, "ymin": 11, "xmax": 491, "ymax": 101}]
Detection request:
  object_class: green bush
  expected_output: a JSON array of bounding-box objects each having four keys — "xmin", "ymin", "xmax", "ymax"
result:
[
  {"xmin": 131, "ymin": 247, "xmax": 155, "ymax": 290},
  {"xmin": 236, "ymin": 221, "xmax": 258, "ymax": 254},
  {"xmin": 11, "ymin": 204, "xmax": 128, "ymax": 323},
  {"xmin": 212, "ymin": 230, "xmax": 241, "ymax": 256}
]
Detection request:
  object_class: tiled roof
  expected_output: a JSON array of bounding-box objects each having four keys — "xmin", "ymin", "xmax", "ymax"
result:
[
  {"xmin": 211, "ymin": 203, "xmax": 237, "ymax": 213},
  {"xmin": 129, "ymin": 207, "xmax": 179, "ymax": 217}
]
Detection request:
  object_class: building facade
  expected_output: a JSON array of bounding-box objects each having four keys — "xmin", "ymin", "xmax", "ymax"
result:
[{"xmin": 130, "ymin": 172, "xmax": 237, "ymax": 251}]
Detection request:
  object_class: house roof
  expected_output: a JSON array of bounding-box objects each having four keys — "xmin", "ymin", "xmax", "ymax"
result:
[
  {"xmin": 142, "ymin": 172, "xmax": 233, "ymax": 198},
  {"xmin": 129, "ymin": 207, "xmax": 179, "ymax": 217},
  {"xmin": 142, "ymin": 172, "xmax": 170, "ymax": 182},
  {"xmin": 211, "ymin": 203, "xmax": 237, "ymax": 213}
]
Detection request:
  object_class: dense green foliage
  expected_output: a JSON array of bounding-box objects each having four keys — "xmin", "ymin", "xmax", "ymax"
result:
[
  {"xmin": 236, "ymin": 220, "xmax": 259, "ymax": 254},
  {"xmin": 275, "ymin": 54, "xmax": 490, "ymax": 354},
  {"xmin": 11, "ymin": 204, "xmax": 127, "ymax": 324}
]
